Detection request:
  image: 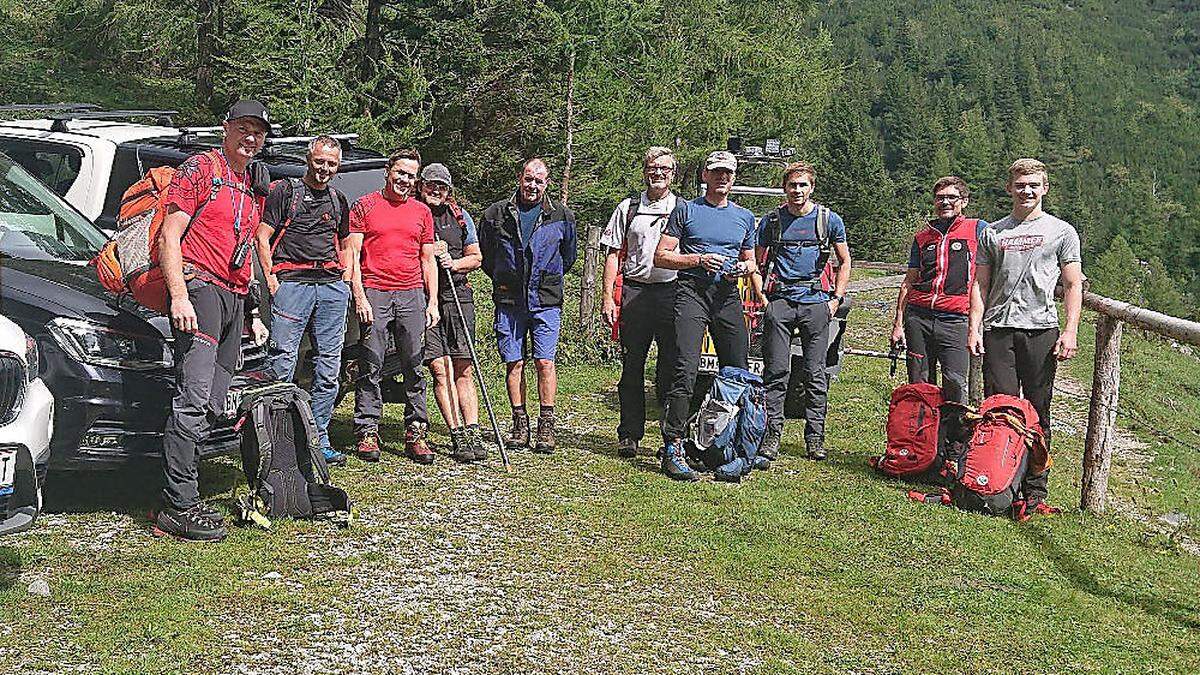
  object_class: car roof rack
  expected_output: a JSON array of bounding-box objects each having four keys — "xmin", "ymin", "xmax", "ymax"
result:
[
  {"xmin": 0, "ymin": 103, "xmax": 101, "ymax": 114},
  {"xmin": 50, "ymin": 109, "xmax": 180, "ymax": 132}
]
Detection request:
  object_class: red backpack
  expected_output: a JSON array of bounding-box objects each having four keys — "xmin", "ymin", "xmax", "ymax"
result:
[
  {"xmin": 872, "ymin": 383, "xmax": 946, "ymax": 479},
  {"xmin": 946, "ymin": 394, "xmax": 1049, "ymax": 516}
]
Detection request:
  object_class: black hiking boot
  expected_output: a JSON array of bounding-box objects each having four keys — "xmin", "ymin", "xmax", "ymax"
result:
[
  {"xmin": 506, "ymin": 411, "xmax": 530, "ymax": 450},
  {"xmin": 152, "ymin": 504, "xmax": 227, "ymax": 542},
  {"xmin": 806, "ymin": 437, "xmax": 827, "ymax": 461},
  {"xmin": 661, "ymin": 439, "xmax": 699, "ymax": 482},
  {"xmin": 534, "ymin": 411, "xmax": 556, "ymax": 454},
  {"xmin": 467, "ymin": 424, "xmax": 488, "ymax": 461},
  {"xmin": 196, "ymin": 501, "xmax": 225, "ymax": 524},
  {"xmin": 759, "ymin": 427, "xmax": 782, "ymax": 461},
  {"xmin": 449, "ymin": 427, "xmax": 475, "ymax": 463},
  {"xmin": 617, "ymin": 437, "xmax": 639, "ymax": 459}
]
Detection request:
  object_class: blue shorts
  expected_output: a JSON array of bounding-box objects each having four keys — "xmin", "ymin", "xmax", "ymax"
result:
[{"xmin": 495, "ymin": 305, "xmax": 562, "ymax": 363}]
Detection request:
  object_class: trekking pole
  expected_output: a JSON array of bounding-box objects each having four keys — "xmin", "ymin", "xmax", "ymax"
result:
[{"xmin": 434, "ymin": 233, "xmax": 512, "ymax": 472}]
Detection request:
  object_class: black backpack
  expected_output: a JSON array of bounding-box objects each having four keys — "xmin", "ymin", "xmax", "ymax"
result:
[
  {"xmin": 235, "ymin": 384, "xmax": 352, "ymax": 527},
  {"xmin": 759, "ymin": 204, "xmax": 832, "ymax": 293}
]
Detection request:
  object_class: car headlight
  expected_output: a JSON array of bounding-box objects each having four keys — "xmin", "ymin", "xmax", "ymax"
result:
[
  {"xmin": 24, "ymin": 334, "xmax": 38, "ymax": 382},
  {"xmin": 48, "ymin": 318, "xmax": 172, "ymax": 371}
]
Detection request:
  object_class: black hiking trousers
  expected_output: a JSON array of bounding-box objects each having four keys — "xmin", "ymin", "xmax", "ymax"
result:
[
  {"xmin": 616, "ymin": 279, "xmax": 677, "ymax": 442},
  {"xmin": 662, "ymin": 279, "xmax": 748, "ymax": 443},
  {"xmin": 761, "ymin": 298, "xmax": 830, "ymax": 443},
  {"xmin": 983, "ymin": 326, "xmax": 1058, "ymax": 505},
  {"xmin": 162, "ymin": 280, "xmax": 243, "ymax": 510},
  {"xmin": 903, "ymin": 305, "xmax": 970, "ymax": 405}
]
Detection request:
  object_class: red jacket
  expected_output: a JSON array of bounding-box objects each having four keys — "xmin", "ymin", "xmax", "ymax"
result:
[{"xmin": 907, "ymin": 216, "xmax": 980, "ymax": 315}]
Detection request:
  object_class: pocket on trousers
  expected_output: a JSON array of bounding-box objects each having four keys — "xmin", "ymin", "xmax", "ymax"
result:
[
  {"xmin": 494, "ymin": 272, "xmax": 521, "ymax": 305},
  {"xmin": 537, "ymin": 272, "xmax": 564, "ymax": 306}
]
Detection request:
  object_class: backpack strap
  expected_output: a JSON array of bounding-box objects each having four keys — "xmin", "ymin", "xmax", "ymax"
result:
[
  {"xmin": 815, "ymin": 205, "xmax": 833, "ymax": 270},
  {"xmin": 291, "ymin": 392, "xmax": 330, "ymax": 485},
  {"xmin": 760, "ymin": 206, "xmax": 785, "ymax": 293},
  {"xmin": 270, "ymin": 178, "xmax": 306, "ymax": 255}
]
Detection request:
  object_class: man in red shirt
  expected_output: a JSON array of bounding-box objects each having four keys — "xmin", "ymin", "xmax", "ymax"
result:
[
  {"xmin": 347, "ymin": 148, "xmax": 440, "ymax": 464},
  {"xmin": 155, "ymin": 99, "xmax": 270, "ymax": 542}
]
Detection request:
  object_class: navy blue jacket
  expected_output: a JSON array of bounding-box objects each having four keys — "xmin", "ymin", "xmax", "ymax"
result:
[{"xmin": 480, "ymin": 192, "xmax": 577, "ymax": 310}]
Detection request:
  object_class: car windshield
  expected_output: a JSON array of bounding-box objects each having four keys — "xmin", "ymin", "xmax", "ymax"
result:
[{"xmin": 0, "ymin": 152, "xmax": 106, "ymax": 261}]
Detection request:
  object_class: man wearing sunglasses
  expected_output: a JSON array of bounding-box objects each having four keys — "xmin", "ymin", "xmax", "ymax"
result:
[{"xmin": 890, "ymin": 176, "xmax": 987, "ymax": 404}]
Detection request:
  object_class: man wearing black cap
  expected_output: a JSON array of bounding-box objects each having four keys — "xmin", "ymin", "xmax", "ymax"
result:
[
  {"xmin": 255, "ymin": 134, "xmax": 353, "ymax": 467},
  {"xmin": 154, "ymin": 99, "xmax": 271, "ymax": 541},
  {"xmin": 653, "ymin": 150, "xmax": 758, "ymax": 482}
]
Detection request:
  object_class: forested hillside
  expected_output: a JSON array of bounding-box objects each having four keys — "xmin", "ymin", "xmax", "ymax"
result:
[{"xmin": 1, "ymin": 0, "xmax": 1197, "ymax": 313}]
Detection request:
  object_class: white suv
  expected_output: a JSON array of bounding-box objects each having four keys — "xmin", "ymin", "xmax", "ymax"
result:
[{"xmin": 0, "ymin": 315, "xmax": 54, "ymax": 536}]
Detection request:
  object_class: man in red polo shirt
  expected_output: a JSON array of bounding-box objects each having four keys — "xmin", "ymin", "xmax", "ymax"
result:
[
  {"xmin": 155, "ymin": 99, "xmax": 270, "ymax": 542},
  {"xmin": 347, "ymin": 148, "xmax": 440, "ymax": 464}
]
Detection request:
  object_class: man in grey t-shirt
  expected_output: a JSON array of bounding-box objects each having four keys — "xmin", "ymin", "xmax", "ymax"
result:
[
  {"xmin": 600, "ymin": 146, "xmax": 680, "ymax": 458},
  {"xmin": 969, "ymin": 158, "xmax": 1084, "ymax": 517}
]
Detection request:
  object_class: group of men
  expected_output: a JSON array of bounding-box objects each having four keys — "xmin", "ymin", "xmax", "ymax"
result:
[
  {"xmin": 891, "ymin": 160, "xmax": 1082, "ymax": 512},
  {"xmin": 153, "ymin": 100, "xmax": 577, "ymax": 542},
  {"xmin": 150, "ymin": 98, "xmax": 1081, "ymax": 542}
]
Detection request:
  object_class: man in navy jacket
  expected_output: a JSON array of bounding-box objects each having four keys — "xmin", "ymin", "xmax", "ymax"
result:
[{"xmin": 479, "ymin": 158, "xmax": 577, "ymax": 454}]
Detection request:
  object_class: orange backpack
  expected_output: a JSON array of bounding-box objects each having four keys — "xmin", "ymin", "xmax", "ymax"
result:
[{"xmin": 93, "ymin": 151, "xmax": 226, "ymax": 313}]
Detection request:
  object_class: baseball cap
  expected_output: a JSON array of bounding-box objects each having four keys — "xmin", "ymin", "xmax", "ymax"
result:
[
  {"xmin": 705, "ymin": 150, "xmax": 737, "ymax": 172},
  {"xmin": 421, "ymin": 163, "xmax": 453, "ymax": 187},
  {"xmin": 224, "ymin": 99, "xmax": 271, "ymax": 132}
]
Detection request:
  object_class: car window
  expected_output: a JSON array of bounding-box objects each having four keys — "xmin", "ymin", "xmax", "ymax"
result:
[
  {"xmin": 330, "ymin": 168, "xmax": 386, "ymax": 205},
  {"xmin": 0, "ymin": 137, "xmax": 84, "ymax": 197},
  {"xmin": 0, "ymin": 153, "xmax": 107, "ymax": 261}
]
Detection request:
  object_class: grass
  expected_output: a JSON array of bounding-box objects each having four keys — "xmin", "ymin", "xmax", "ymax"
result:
[{"xmin": 0, "ymin": 283, "xmax": 1197, "ymax": 673}]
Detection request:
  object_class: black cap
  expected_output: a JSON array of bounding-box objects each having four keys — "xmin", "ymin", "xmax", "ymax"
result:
[{"xmin": 224, "ymin": 99, "xmax": 271, "ymax": 132}]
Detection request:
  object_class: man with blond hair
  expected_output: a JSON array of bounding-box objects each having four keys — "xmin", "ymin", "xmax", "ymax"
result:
[
  {"xmin": 970, "ymin": 158, "xmax": 1084, "ymax": 518},
  {"xmin": 890, "ymin": 176, "xmax": 987, "ymax": 404},
  {"xmin": 753, "ymin": 161, "xmax": 851, "ymax": 462},
  {"xmin": 600, "ymin": 147, "xmax": 680, "ymax": 458}
]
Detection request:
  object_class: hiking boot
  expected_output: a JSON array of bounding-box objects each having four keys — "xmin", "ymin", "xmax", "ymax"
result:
[
  {"xmin": 356, "ymin": 433, "xmax": 381, "ymax": 462},
  {"xmin": 467, "ymin": 425, "xmax": 488, "ymax": 461},
  {"xmin": 806, "ymin": 437, "xmax": 827, "ymax": 461},
  {"xmin": 449, "ymin": 427, "xmax": 475, "ymax": 463},
  {"xmin": 506, "ymin": 411, "xmax": 530, "ymax": 449},
  {"xmin": 617, "ymin": 437, "xmax": 639, "ymax": 459},
  {"xmin": 323, "ymin": 447, "xmax": 348, "ymax": 467},
  {"xmin": 534, "ymin": 411, "xmax": 556, "ymax": 454},
  {"xmin": 1017, "ymin": 500, "xmax": 1062, "ymax": 522},
  {"xmin": 196, "ymin": 501, "xmax": 224, "ymax": 524},
  {"xmin": 152, "ymin": 504, "xmax": 227, "ymax": 542},
  {"xmin": 752, "ymin": 455, "xmax": 772, "ymax": 471},
  {"xmin": 661, "ymin": 439, "xmax": 699, "ymax": 482},
  {"xmin": 760, "ymin": 427, "xmax": 782, "ymax": 461},
  {"xmin": 406, "ymin": 422, "xmax": 434, "ymax": 465}
]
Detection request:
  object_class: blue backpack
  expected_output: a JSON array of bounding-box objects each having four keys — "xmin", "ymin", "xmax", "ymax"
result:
[{"xmin": 688, "ymin": 366, "xmax": 768, "ymax": 481}]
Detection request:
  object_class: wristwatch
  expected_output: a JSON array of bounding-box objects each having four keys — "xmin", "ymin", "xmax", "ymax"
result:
[{"xmin": 832, "ymin": 294, "xmax": 845, "ymax": 305}]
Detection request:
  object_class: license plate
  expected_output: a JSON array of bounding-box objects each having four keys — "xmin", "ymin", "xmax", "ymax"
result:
[
  {"xmin": 0, "ymin": 449, "xmax": 15, "ymax": 496},
  {"xmin": 223, "ymin": 389, "xmax": 241, "ymax": 418},
  {"xmin": 699, "ymin": 355, "xmax": 764, "ymax": 376}
]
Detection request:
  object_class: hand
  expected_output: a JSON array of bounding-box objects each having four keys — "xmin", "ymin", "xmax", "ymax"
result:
[
  {"xmin": 1054, "ymin": 330, "xmax": 1078, "ymax": 361},
  {"xmin": 699, "ymin": 253, "xmax": 725, "ymax": 273},
  {"xmin": 171, "ymin": 296, "xmax": 197, "ymax": 333},
  {"xmin": 250, "ymin": 317, "xmax": 269, "ymax": 346},
  {"xmin": 754, "ymin": 291, "xmax": 768, "ymax": 307},
  {"xmin": 968, "ymin": 328, "xmax": 985, "ymax": 356},
  {"xmin": 826, "ymin": 299, "xmax": 839, "ymax": 318},
  {"xmin": 266, "ymin": 273, "xmax": 280, "ymax": 296},
  {"xmin": 355, "ymin": 293, "xmax": 373, "ymax": 324},
  {"xmin": 426, "ymin": 303, "xmax": 441, "ymax": 329},
  {"xmin": 432, "ymin": 240, "xmax": 448, "ymax": 257},
  {"xmin": 730, "ymin": 261, "xmax": 752, "ymax": 278},
  {"xmin": 437, "ymin": 251, "xmax": 454, "ymax": 269},
  {"xmin": 890, "ymin": 323, "xmax": 905, "ymax": 350},
  {"xmin": 602, "ymin": 295, "xmax": 618, "ymax": 328}
]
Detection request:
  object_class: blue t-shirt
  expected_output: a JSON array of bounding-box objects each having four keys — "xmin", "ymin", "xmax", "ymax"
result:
[
  {"xmin": 462, "ymin": 210, "xmax": 479, "ymax": 246},
  {"xmin": 664, "ymin": 197, "xmax": 757, "ymax": 284},
  {"xmin": 908, "ymin": 218, "xmax": 988, "ymax": 267},
  {"xmin": 756, "ymin": 205, "xmax": 847, "ymax": 303},
  {"xmin": 518, "ymin": 203, "xmax": 542, "ymax": 244}
]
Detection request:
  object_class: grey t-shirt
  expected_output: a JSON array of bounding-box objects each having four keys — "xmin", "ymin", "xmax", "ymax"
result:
[
  {"xmin": 600, "ymin": 191, "xmax": 678, "ymax": 284},
  {"xmin": 978, "ymin": 212, "xmax": 1082, "ymax": 330}
]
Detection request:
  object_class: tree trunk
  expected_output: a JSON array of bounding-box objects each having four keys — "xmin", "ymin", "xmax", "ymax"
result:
[
  {"xmin": 560, "ymin": 46, "xmax": 575, "ymax": 205},
  {"xmin": 1081, "ymin": 315, "xmax": 1122, "ymax": 514},
  {"xmin": 196, "ymin": 0, "xmax": 215, "ymax": 107},
  {"xmin": 968, "ymin": 353, "xmax": 984, "ymax": 405},
  {"xmin": 579, "ymin": 223, "xmax": 601, "ymax": 333},
  {"xmin": 361, "ymin": 0, "xmax": 383, "ymax": 84}
]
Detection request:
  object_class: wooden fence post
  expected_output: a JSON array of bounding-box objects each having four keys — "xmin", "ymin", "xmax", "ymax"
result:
[
  {"xmin": 1080, "ymin": 314, "xmax": 1123, "ymax": 514},
  {"xmin": 968, "ymin": 353, "xmax": 984, "ymax": 405}
]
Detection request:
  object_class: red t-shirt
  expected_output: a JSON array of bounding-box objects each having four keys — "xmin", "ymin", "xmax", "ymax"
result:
[
  {"xmin": 164, "ymin": 151, "xmax": 262, "ymax": 294},
  {"xmin": 349, "ymin": 191, "xmax": 434, "ymax": 291}
]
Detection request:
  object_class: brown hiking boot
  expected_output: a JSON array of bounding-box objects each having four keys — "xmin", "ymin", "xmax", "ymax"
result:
[
  {"xmin": 356, "ymin": 433, "xmax": 381, "ymax": 462},
  {"xmin": 406, "ymin": 422, "xmax": 434, "ymax": 465},
  {"xmin": 506, "ymin": 411, "xmax": 530, "ymax": 449},
  {"xmin": 534, "ymin": 411, "xmax": 556, "ymax": 454}
]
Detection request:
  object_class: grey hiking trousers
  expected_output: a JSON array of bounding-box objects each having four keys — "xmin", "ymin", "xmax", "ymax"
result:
[{"xmin": 354, "ymin": 287, "xmax": 429, "ymax": 434}]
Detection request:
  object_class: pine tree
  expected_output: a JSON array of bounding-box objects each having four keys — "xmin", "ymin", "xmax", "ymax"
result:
[{"xmin": 1090, "ymin": 235, "xmax": 1143, "ymax": 304}]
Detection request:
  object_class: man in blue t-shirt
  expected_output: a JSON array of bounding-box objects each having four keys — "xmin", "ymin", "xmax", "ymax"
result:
[
  {"xmin": 752, "ymin": 162, "xmax": 851, "ymax": 461},
  {"xmin": 653, "ymin": 150, "xmax": 758, "ymax": 482}
]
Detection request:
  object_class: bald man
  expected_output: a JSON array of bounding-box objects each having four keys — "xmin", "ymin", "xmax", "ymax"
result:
[{"xmin": 479, "ymin": 158, "xmax": 578, "ymax": 454}]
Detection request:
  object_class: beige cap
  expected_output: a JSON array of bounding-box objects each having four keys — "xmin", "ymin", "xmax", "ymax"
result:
[{"xmin": 705, "ymin": 150, "xmax": 737, "ymax": 172}]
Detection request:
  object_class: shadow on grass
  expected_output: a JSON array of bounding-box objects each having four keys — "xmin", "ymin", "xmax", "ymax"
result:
[
  {"xmin": 1022, "ymin": 525, "xmax": 1200, "ymax": 631},
  {"xmin": 0, "ymin": 547, "xmax": 19, "ymax": 591},
  {"xmin": 43, "ymin": 458, "xmax": 241, "ymax": 517},
  {"xmin": 555, "ymin": 423, "xmax": 666, "ymax": 476}
]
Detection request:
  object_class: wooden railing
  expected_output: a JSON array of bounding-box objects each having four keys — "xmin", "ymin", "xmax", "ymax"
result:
[{"xmin": 1078, "ymin": 292, "xmax": 1200, "ymax": 514}]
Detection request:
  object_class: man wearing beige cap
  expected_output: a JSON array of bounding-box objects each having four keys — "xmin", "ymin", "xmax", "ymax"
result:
[{"xmin": 653, "ymin": 150, "xmax": 757, "ymax": 481}]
